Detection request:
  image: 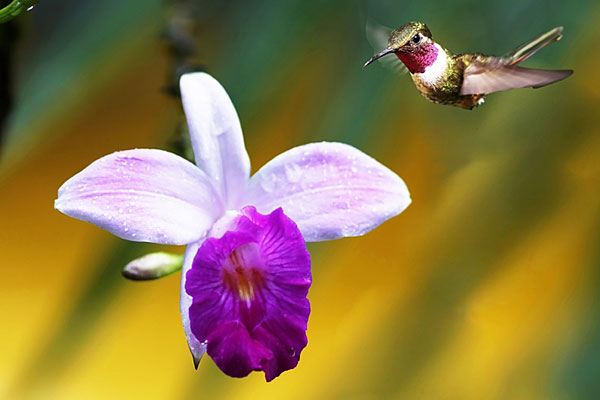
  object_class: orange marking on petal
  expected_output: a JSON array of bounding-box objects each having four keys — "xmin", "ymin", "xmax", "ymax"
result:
[{"xmin": 222, "ymin": 243, "xmax": 266, "ymax": 303}]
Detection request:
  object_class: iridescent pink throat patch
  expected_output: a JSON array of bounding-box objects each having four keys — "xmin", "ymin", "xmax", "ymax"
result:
[{"xmin": 395, "ymin": 43, "xmax": 439, "ymax": 74}]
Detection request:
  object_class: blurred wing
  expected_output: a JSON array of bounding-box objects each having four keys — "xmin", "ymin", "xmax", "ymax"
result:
[
  {"xmin": 365, "ymin": 19, "xmax": 407, "ymax": 74},
  {"xmin": 504, "ymin": 26, "xmax": 564, "ymax": 65},
  {"xmin": 461, "ymin": 65, "xmax": 573, "ymax": 95}
]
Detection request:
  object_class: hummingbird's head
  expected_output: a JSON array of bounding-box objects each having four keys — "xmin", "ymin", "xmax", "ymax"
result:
[
  {"xmin": 364, "ymin": 21, "xmax": 438, "ymax": 73},
  {"xmin": 386, "ymin": 21, "xmax": 432, "ymax": 50}
]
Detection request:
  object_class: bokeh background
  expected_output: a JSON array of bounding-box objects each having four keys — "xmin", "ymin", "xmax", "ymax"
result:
[{"xmin": 1, "ymin": 0, "xmax": 600, "ymax": 398}]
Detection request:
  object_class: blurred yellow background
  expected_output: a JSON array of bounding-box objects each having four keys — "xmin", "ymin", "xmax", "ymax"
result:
[{"xmin": 1, "ymin": 1, "xmax": 600, "ymax": 399}]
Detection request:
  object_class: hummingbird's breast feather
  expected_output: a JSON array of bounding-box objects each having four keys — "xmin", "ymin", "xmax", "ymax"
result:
[
  {"xmin": 412, "ymin": 44, "xmax": 448, "ymax": 86},
  {"xmin": 411, "ymin": 51, "xmax": 484, "ymax": 109},
  {"xmin": 411, "ymin": 49, "xmax": 461, "ymax": 102}
]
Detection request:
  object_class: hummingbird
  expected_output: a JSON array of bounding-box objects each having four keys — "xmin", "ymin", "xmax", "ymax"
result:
[{"xmin": 364, "ymin": 21, "xmax": 573, "ymax": 109}]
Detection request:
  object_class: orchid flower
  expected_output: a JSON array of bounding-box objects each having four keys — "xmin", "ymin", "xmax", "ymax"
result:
[{"xmin": 55, "ymin": 73, "xmax": 411, "ymax": 381}]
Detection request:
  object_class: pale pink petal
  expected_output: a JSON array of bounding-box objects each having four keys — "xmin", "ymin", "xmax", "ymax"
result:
[
  {"xmin": 180, "ymin": 73, "xmax": 251, "ymax": 208},
  {"xmin": 180, "ymin": 241, "xmax": 206, "ymax": 368},
  {"xmin": 55, "ymin": 149, "xmax": 223, "ymax": 245},
  {"xmin": 245, "ymin": 142, "xmax": 411, "ymax": 242}
]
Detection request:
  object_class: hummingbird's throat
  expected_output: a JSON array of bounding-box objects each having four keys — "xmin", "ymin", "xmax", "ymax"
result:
[{"xmin": 395, "ymin": 43, "xmax": 439, "ymax": 74}]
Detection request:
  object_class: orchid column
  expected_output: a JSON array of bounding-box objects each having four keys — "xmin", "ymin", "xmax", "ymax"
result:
[{"xmin": 55, "ymin": 73, "xmax": 411, "ymax": 381}]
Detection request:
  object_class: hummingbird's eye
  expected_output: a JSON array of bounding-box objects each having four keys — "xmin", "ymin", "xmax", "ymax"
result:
[{"xmin": 411, "ymin": 33, "xmax": 420, "ymax": 44}]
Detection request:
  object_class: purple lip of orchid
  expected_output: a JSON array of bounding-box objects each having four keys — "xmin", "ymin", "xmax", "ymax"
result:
[
  {"xmin": 186, "ymin": 206, "xmax": 311, "ymax": 381},
  {"xmin": 54, "ymin": 72, "xmax": 411, "ymax": 381}
]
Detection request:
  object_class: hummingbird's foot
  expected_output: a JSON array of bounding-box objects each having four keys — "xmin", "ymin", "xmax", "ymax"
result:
[{"xmin": 468, "ymin": 97, "xmax": 486, "ymax": 110}]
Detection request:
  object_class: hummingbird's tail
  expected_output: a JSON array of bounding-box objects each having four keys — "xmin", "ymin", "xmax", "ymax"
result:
[{"xmin": 504, "ymin": 26, "xmax": 564, "ymax": 65}]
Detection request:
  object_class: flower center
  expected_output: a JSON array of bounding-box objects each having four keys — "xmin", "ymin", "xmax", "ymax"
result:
[{"xmin": 222, "ymin": 243, "xmax": 266, "ymax": 302}]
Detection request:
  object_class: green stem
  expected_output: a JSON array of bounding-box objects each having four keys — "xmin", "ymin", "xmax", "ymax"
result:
[{"xmin": 0, "ymin": 0, "xmax": 38, "ymax": 23}]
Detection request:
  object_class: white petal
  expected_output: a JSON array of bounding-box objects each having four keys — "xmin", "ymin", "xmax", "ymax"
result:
[
  {"xmin": 55, "ymin": 149, "xmax": 223, "ymax": 245},
  {"xmin": 180, "ymin": 73, "xmax": 251, "ymax": 208},
  {"xmin": 246, "ymin": 142, "xmax": 411, "ymax": 242},
  {"xmin": 180, "ymin": 242, "xmax": 206, "ymax": 368}
]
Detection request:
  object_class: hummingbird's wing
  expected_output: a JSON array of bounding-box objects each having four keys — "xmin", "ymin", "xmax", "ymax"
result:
[
  {"xmin": 504, "ymin": 26, "xmax": 564, "ymax": 65},
  {"xmin": 461, "ymin": 64, "xmax": 573, "ymax": 95},
  {"xmin": 461, "ymin": 26, "xmax": 571, "ymax": 96},
  {"xmin": 365, "ymin": 19, "xmax": 408, "ymax": 74}
]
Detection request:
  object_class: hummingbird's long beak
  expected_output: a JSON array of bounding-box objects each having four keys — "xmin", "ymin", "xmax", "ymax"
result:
[{"xmin": 364, "ymin": 48, "xmax": 396, "ymax": 67}]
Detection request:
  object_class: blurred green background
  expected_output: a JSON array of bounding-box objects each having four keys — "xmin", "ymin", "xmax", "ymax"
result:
[{"xmin": 1, "ymin": 0, "xmax": 600, "ymax": 398}]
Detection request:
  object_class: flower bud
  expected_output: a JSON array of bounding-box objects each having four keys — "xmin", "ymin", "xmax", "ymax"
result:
[{"xmin": 122, "ymin": 252, "xmax": 183, "ymax": 280}]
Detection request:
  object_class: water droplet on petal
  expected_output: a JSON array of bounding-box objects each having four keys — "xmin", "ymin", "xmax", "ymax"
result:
[
  {"xmin": 260, "ymin": 174, "xmax": 278, "ymax": 193},
  {"xmin": 284, "ymin": 163, "xmax": 303, "ymax": 183}
]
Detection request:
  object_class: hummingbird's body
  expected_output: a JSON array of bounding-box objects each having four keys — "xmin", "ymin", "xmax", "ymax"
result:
[{"xmin": 365, "ymin": 21, "xmax": 573, "ymax": 109}]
